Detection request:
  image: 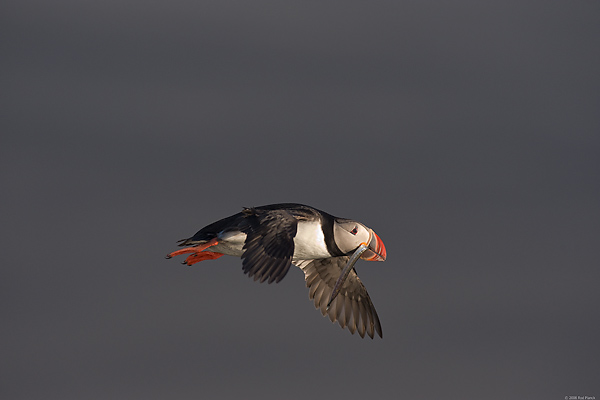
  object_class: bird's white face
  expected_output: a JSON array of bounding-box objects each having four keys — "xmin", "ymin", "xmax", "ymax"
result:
[
  {"xmin": 333, "ymin": 220, "xmax": 373, "ymax": 254},
  {"xmin": 333, "ymin": 219, "xmax": 387, "ymax": 261}
]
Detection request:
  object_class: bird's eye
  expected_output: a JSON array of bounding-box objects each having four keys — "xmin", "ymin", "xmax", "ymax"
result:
[{"xmin": 350, "ymin": 226, "xmax": 358, "ymax": 235}]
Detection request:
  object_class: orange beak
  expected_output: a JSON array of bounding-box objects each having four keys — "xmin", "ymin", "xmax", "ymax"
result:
[{"xmin": 361, "ymin": 230, "xmax": 387, "ymax": 261}]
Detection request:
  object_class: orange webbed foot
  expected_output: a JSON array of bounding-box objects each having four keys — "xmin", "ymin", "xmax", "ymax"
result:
[
  {"xmin": 182, "ymin": 251, "xmax": 224, "ymax": 266},
  {"xmin": 165, "ymin": 238, "xmax": 219, "ymax": 260}
]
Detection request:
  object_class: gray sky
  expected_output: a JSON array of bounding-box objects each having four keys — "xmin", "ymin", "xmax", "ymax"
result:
[{"xmin": 2, "ymin": 1, "xmax": 599, "ymax": 399}]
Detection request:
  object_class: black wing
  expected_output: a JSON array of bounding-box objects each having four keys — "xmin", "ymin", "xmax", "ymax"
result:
[
  {"xmin": 241, "ymin": 208, "xmax": 297, "ymax": 284},
  {"xmin": 295, "ymin": 257, "xmax": 383, "ymax": 338}
]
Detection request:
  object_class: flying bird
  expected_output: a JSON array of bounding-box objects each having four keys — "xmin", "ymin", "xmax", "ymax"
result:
[{"xmin": 165, "ymin": 203, "xmax": 386, "ymax": 338}]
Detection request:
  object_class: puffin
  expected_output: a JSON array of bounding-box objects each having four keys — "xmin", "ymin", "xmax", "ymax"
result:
[{"xmin": 165, "ymin": 203, "xmax": 387, "ymax": 338}]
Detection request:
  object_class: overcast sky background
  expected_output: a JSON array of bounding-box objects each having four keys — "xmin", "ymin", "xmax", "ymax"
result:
[{"xmin": 2, "ymin": 1, "xmax": 599, "ymax": 399}]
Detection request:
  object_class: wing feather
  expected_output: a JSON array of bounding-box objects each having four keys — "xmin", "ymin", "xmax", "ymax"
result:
[
  {"xmin": 295, "ymin": 257, "xmax": 382, "ymax": 338},
  {"xmin": 241, "ymin": 208, "xmax": 296, "ymax": 284}
]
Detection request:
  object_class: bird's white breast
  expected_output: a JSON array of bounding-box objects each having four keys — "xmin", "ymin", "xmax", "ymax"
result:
[{"xmin": 292, "ymin": 221, "xmax": 331, "ymax": 260}]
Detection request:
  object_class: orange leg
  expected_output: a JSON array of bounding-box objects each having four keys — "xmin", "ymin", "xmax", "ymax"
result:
[
  {"xmin": 165, "ymin": 238, "xmax": 219, "ymax": 259},
  {"xmin": 183, "ymin": 251, "xmax": 224, "ymax": 266}
]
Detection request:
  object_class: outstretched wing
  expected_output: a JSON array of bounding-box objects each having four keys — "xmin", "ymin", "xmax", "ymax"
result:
[
  {"xmin": 241, "ymin": 208, "xmax": 297, "ymax": 284},
  {"xmin": 295, "ymin": 257, "xmax": 382, "ymax": 338}
]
